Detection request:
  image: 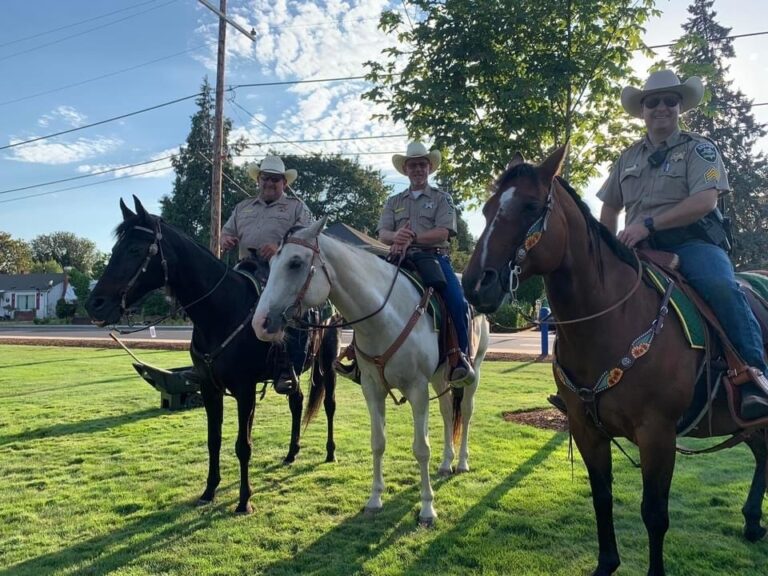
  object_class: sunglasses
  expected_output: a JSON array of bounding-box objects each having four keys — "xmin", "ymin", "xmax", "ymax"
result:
[
  {"xmin": 643, "ymin": 95, "xmax": 680, "ymax": 109},
  {"xmin": 259, "ymin": 174, "xmax": 284, "ymax": 183}
]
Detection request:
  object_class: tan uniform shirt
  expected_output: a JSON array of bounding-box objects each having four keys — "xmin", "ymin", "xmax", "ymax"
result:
[
  {"xmin": 377, "ymin": 184, "xmax": 457, "ymax": 250},
  {"xmin": 597, "ymin": 129, "xmax": 730, "ymax": 226},
  {"xmin": 222, "ymin": 194, "xmax": 312, "ymax": 260}
]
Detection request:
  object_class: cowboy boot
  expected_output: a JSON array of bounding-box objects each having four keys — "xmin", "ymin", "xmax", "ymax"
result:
[
  {"xmin": 740, "ymin": 370, "xmax": 768, "ymax": 420},
  {"xmin": 547, "ymin": 393, "xmax": 568, "ymax": 415},
  {"xmin": 448, "ymin": 352, "xmax": 476, "ymax": 387}
]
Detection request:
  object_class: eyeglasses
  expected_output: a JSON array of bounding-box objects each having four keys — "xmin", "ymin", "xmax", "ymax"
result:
[
  {"xmin": 259, "ymin": 174, "xmax": 284, "ymax": 183},
  {"xmin": 643, "ymin": 95, "xmax": 680, "ymax": 109}
]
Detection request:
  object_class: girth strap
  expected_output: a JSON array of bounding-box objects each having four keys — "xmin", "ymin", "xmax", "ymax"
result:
[{"xmin": 355, "ymin": 288, "xmax": 433, "ymax": 405}]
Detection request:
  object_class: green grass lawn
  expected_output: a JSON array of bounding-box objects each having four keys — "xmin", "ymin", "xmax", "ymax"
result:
[{"xmin": 0, "ymin": 345, "xmax": 766, "ymax": 575}]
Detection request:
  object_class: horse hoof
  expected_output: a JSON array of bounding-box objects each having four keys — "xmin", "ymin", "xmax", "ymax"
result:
[
  {"xmin": 235, "ymin": 503, "xmax": 253, "ymax": 515},
  {"xmin": 325, "ymin": 455, "xmax": 337, "ymax": 463},
  {"xmin": 363, "ymin": 506, "xmax": 381, "ymax": 517},
  {"xmin": 745, "ymin": 525, "xmax": 767, "ymax": 542},
  {"xmin": 456, "ymin": 466, "xmax": 470, "ymax": 474},
  {"xmin": 196, "ymin": 498, "xmax": 213, "ymax": 507},
  {"xmin": 282, "ymin": 457, "xmax": 295, "ymax": 467},
  {"xmin": 418, "ymin": 516, "xmax": 435, "ymax": 528},
  {"xmin": 437, "ymin": 467, "xmax": 453, "ymax": 477}
]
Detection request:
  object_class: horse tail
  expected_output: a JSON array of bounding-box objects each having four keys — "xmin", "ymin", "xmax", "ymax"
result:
[
  {"xmin": 302, "ymin": 325, "xmax": 339, "ymax": 429},
  {"xmin": 452, "ymin": 387, "xmax": 464, "ymax": 445}
]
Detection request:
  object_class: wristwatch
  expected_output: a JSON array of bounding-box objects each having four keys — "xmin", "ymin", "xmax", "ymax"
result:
[{"xmin": 643, "ymin": 216, "xmax": 656, "ymax": 235}]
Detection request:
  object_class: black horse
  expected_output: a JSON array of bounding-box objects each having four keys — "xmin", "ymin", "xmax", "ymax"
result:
[{"xmin": 86, "ymin": 196, "xmax": 338, "ymax": 514}]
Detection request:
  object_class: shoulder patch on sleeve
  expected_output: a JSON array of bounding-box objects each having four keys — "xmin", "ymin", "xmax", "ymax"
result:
[{"xmin": 695, "ymin": 143, "xmax": 718, "ymax": 163}]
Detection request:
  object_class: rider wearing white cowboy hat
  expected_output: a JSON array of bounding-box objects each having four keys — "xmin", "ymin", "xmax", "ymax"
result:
[
  {"xmin": 596, "ymin": 69, "xmax": 768, "ymax": 421},
  {"xmin": 377, "ymin": 141, "xmax": 476, "ymax": 386},
  {"xmin": 221, "ymin": 154, "xmax": 313, "ymax": 394}
]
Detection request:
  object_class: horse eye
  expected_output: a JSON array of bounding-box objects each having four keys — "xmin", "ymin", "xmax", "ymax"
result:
[{"xmin": 288, "ymin": 257, "xmax": 303, "ymax": 270}]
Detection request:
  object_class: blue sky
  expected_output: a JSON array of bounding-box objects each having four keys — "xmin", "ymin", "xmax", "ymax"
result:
[{"xmin": 1, "ymin": 0, "xmax": 766, "ymax": 255}]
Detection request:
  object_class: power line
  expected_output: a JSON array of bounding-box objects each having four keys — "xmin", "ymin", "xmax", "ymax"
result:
[
  {"xmin": 646, "ymin": 30, "xmax": 768, "ymax": 50},
  {"xmin": 0, "ymin": 0, "xmax": 179, "ymax": 63},
  {"xmin": 244, "ymin": 134, "xmax": 407, "ymax": 147},
  {"xmin": 0, "ymin": 0, "xmax": 169, "ymax": 49},
  {"xmin": 232, "ymin": 75, "xmax": 368, "ymax": 89},
  {"xmin": 0, "ymin": 93, "xmax": 201, "ymax": 151},
  {"xmin": 0, "ymin": 156, "xmax": 175, "ymax": 196},
  {"xmin": 0, "ymin": 41, "xmax": 217, "ymax": 108},
  {"xmin": 229, "ymin": 99, "xmax": 315, "ymax": 155},
  {"xmin": 0, "ymin": 166, "xmax": 172, "ymax": 205}
]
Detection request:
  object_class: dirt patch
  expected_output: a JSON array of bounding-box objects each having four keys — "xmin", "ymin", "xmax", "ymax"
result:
[{"xmin": 503, "ymin": 407, "xmax": 568, "ymax": 431}]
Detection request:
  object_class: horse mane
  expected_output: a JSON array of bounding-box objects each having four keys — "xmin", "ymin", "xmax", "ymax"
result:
[{"xmin": 493, "ymin": 162, "xmax": 636, "ymax": 281}]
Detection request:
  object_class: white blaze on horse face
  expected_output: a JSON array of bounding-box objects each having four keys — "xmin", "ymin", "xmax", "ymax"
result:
[{"xmin": 479, "ymin": 186, "xmax": 516, "ymax": 269}]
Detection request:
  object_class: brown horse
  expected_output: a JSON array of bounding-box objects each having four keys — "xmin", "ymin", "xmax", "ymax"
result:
[{"xmin": 462, "ymin": 145, "xmax": 767, "ymax": 576}]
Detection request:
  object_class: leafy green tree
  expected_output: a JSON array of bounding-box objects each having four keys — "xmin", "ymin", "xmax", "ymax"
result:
[
  {"xmin": 365, "ymin": 0, "xmax": 657, "ymax": 200},
  {"xmin": 68, "ymin": 268, "xmax": 91, "ymax": 315},
  {"xmin": 0, "ymin": 232, "xmax": 33, "ymax": 274},
  {"xmin": 160, "ymin": 78, "xmax": 252, "ymax": 250},
  {"xmin": 29, "ymin": 232, "xmax": 97, "ymax": 275},
  {"xmin": 281, "ymin": 154, "xmax": 391, "ymax": 235},
  {"xmin": 666, "ymin": 0, "xmax": 768, "ymax": 269},
  {"xmin": 90, "ymin": 252, "xmax": 109, "ymax": 280},
  {"xmin": 30, "ymin": 259, "xmax": 63, "ymax": 274}
]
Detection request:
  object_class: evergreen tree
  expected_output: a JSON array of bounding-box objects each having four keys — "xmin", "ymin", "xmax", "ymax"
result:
[
  {"xmin": 160, "ymin": 78, "xmax": 252, "ymax": 250},
  {"xmin": 667, "ymin": 0, "xmax": 768, "ymax": 268}
]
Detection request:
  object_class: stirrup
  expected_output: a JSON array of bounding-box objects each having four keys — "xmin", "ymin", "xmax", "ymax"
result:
[
  {"xmin": 448, "ymin": 354, "xmax": 476, "ymax": 387},
  {"xmin": 274, "ymin": 368, "xmax": 299, "ymax": 395},
  {"xmin": 547, "ymin": 394, "xmax": 568, "ymax": 415}
]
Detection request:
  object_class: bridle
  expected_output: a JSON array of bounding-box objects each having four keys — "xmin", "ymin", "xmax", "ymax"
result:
[
  {"xmin": 279, "ymin": 236, "xmax": 332, "ymax": 324},
  {"xmin": 116, "ymin": 218, "xmax": 229, "ymax": 327},
  {"xmin": 120, "ymin": 219, "xmax": 169, "ymax": 314},
  {"xmin": 500, "ymin": 178, "xmax": 643, "ymax": 326}
]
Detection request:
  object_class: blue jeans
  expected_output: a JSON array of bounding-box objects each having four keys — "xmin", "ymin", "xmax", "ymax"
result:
[
  {"xmin": 437, "ymin": 255, "xmax": 470, "ymax": 355},
  {"xmin": 670, "ymin": 241, "xmax": 767, "ymax": 372}
]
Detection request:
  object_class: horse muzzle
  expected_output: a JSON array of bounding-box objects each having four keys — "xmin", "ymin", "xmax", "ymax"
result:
[
  {"xmin": 462, "ymin": 268, "xmax": 505, "ymax": 313},
  {"xmin": 85, "ymin": 294, "xmax": 122, "ymax": 326},
  {"xmin": 252, "ymin": 309, "xmax": 286, "ymax": 342}
]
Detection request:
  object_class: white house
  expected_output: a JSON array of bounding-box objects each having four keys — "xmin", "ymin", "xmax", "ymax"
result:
[{"xmin": 0, "ymin": 273, "xmax": 77, "ymax": 320}]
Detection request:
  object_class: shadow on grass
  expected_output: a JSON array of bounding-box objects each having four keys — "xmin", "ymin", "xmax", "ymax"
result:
[
  {"xmin": 500, "ymin": 361, "xmax": 536, "ymax": 373},
  {"xmin": 0, "ymin": 349, "xmax": 171, "ymax": 370},
  {"xmin": 402, "ymin": 433, "xmax": 567, "ymax": 574},
  {"xmin": 0, "ymin": 376, "xmax": 136, "ymax": 399},
  {"xmin": 258, "ymin": 434, "xmax": 566, "ymax": 576},
  {"xmin": 0, "ymin": 408, "xmax": 163, "ymax": 447},
  {"xmin": 0, "ymin": 502, "xmax": 226, "ymax": 576}
]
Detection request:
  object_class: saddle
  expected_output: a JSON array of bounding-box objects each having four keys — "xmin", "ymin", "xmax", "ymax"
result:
[
  {"xmin": 334, "ymin": 253, "xmax": 473, "ymax": 384},
  {"xmin": 639, "ymin": 249, "xmax": 768, "ymax": 429}
]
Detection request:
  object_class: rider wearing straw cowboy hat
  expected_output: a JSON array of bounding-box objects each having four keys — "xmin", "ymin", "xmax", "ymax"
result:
[
  {"xmin": 378, "ymin": 141, "xmax": 476, "ymax": 386},
  {"xmin": 597, "ymin": 69, "xmax": 768, "ymax": 420},
  {"xmin": 221, "ymin": 155, "xmax": 313, "ymax": 394}
]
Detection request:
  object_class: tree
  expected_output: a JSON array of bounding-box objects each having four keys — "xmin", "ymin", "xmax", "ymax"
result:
[
  {"xmin": 30, "ymin": 259, "xmax": 63, "ymax": 274},
  {"xmin": 90, "ymin": 252, "xmax": 109, "ymax": 280},
  {"xmin": 160, "ymin": 78, "xmax": 252, "ymax": 249},
  {"xmin": 30, "ymin": 232, "xmax": 98, "ymax": 275},
  {"xmin": 282, "ymin": 154, "xmax": 391, "ymax": 235},
  {"xmin": 666, "ymin": 0, "xmax": 768, "ymax": 269},
  {"xmin": 365, "ymin": 0, "xmax": 657, "ymax": 200},
  {"xmin": 67, "ymin": 268, "xmax": 91, "ymax": 316},
  {"xmin": 0, "ymin": 232, "xmax": 33, "ymax": 274}
]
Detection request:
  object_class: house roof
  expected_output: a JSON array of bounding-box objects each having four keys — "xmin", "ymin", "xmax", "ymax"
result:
[
  {"xmin": 323, "ymin": 222, "xmax": 389, "ymax": 257},
  {"xmin": 0, "ymin": 273, "xmax": 65, "ymax": 291}
]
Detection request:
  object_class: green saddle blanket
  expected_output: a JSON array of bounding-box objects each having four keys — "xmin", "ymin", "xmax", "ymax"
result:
[
  {"xmin": 737, "ymin": 271, "xmax": 768, "ymax": 302},
  {"xmin": 644, "ymin": 265, "xmax": 706, "ymax": 349}
]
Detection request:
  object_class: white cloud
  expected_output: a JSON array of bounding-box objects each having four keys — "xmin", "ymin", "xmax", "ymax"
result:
[
  {"xmin": 37, "ymin": 105, "xmax": 87, "ymax": 128},
  {"xmin": 5, "ymin": 137, "xmax": 122, "ymax": 165},
  {"xmin": 76, "ymin": 148, "xmax": 176, "ymax": 179}
]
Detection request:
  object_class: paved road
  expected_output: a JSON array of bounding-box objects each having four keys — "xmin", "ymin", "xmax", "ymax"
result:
[{"xmin": 0, "ymin": 324, "xmax": 555, "ymax": 355}]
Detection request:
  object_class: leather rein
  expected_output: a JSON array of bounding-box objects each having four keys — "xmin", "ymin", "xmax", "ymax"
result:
[
  {"xmin": 279, "ymin": 235, "xmax": 435, "ymax": 405},
  {"xmin": 507, "ymin": 178, "xmax": 643, "ymax": 326}
]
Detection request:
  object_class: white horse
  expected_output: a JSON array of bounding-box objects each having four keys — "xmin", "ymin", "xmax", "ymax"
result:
[{"xmin": 252, "ymin": 218, "xmax": 489, "ymax": 525}]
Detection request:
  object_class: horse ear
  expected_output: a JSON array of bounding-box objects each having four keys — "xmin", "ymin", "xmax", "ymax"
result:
[
  {"xmin": 538, "ymin": 144, "xmax": 569, "ymax": 182},
  {"xmin": 133, "ymin": 195, "xmax": 148, "ymax": 219},
  {"xmin": 304, "ymin": 216, "xmax": 327, "ymax": 240},
  {"xmin": 120, "ymin": 198, "xmax": 135, "ymax": 221},
  {"xmin": 506, "ymin": 152, "xmax": 526, "ymax": 169}
]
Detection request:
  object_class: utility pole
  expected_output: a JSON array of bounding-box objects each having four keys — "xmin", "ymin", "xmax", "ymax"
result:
[{"xmin": 197, "ymin": 0, "xmax": 255, "ymax": 258}]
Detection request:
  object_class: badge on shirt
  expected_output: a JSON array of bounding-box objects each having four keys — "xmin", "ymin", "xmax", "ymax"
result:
[
  {"xmin": 695, "ymin": 143, "xmax": 718, "ymax": 163},
  {"xmin": 670, "ymin": 151, "xmax": 685, "ymax": 162},
  {"xmin": 424, "ymin": 202, "xmax": 434, "ymax": 209},
  {"xmin": 704, "ymin": 166, "xmax": 720, "ymax": 183}
]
